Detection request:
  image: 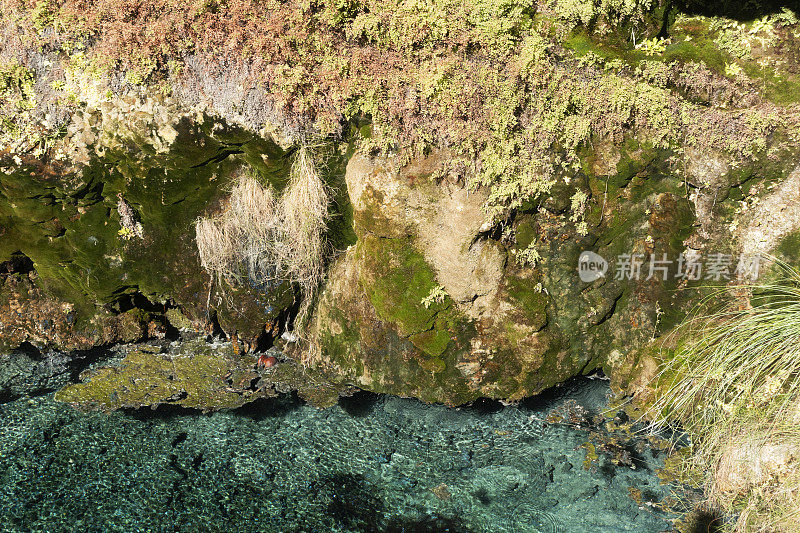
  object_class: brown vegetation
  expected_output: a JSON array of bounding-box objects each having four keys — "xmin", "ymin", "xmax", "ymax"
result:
[
  {"xmin": 4, "ymin": 1, "xmax": 798, "ymax": 222},
  {"xmin": 195, "ymin": 147, "xmax": 329, "ymax": 327}
]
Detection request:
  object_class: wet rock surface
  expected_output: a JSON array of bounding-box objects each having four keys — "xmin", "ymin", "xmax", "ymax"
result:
[{"xmin": 52, "ymin": 338, "xmax": 353, "ymax": 412}]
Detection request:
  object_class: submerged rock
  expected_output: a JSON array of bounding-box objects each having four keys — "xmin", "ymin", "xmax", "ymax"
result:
[
  {"xmin": 54, "ymin": 339, "xmax": 271, "ymax": 411},
  {"xmin": 54, "ymin": 338, "xmax": 352, "ymax": 411},
  {"xmin": 0, "ymin": 347, "xmax": 73, "ymax": 400}
]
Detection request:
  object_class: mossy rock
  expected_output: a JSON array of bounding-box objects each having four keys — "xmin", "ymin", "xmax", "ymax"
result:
[
  {"xmin": 308, "ymin": 248, "xmax": 480, "ymax": 406},
  {"xmin": 307, "ymin": 229, "xmax": 585, "ymax": 404},
  {"xmin": 55, "ymin": 339, "xmax": 272, "ymax": 412},
  {"xmin": 532, "ymin": 138, "xmax": 697, "ymax": 377},
  {"xmin": 212, "ymin": 278, "xmax": 295, "ymax": 347},
  {"xmin": 0, "ymin": 114, "xmax": 308, "ymax": 348},
  {"xmin": 357, "ymin": 233, "xmax": 455, "ymax": 357}
]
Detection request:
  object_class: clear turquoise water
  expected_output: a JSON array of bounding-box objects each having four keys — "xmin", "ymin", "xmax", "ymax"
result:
[{"xmin": 0, "ymin": 376, "xmax": 678, "ymax": 532}]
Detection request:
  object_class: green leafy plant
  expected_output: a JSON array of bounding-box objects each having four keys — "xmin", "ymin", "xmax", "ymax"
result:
[
  {"xmin": 636, "ymin": 37, "xmax": 668, "ymax": 56},
  {"xmin": 421, "ymin": 285, "xmax": 448, "ymax": 309},
  {"xmin": 724, "ymin": 62, "xmax": 743, "ymax": 77}
]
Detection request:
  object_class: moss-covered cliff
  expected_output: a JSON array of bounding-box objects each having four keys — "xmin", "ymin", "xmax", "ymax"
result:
[{"xmin": 1, "ymin": 0, "xmax": 799, "ymax": 412}]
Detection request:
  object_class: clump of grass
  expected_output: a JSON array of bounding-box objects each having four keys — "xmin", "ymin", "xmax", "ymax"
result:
[
  {"xmin": 649, "ymin": 258, "xmax": 800, "ymax": 530},
  {"xmin": 195, "ymin": 175, "xmax": 281, "ymax": 285},
  {"xmin": 279, "ymin": 145, "xmax": 330, "ymax": 294},
  {"xmin": 195, "ymin": 146, "xmax": 330, "ymax": 330}
]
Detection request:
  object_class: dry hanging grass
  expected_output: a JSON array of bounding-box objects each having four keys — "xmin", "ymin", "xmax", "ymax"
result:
[
  {"xmin": 195, "ymin": 146, "xmax": 330, "ymax": 330},
  {"xmin": 279, "ymin": 145, "xmax": 330, "ymax": 294}
]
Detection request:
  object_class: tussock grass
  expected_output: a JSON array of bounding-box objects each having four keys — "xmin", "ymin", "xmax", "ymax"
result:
[
  {"xmin": 195, "ymin": 146, "xmax": 330, "ymax": 330},
  {"xmin": 648, "ymin": 258, "xmax": 800, "ymax": 531},
  {"xmin": 196, "ymin": 177, "xmax": 282, "ymax": 286},
  {"xmin": 279, "ymin": 145, "xmax": 330, "ymax": 293}
]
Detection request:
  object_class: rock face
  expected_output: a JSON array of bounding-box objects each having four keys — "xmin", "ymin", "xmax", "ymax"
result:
[
  {"xmin": 0, "ymin": 106, "xmax": 297, "ymax": 352},
  {"xmin": 2, "ymin": 1, "xmax": 800, "ymax": 411},
  {"xmin": 0, "ymin": 265, "xmax": 155, "ymax": 352},
  {"xmin": 2, "ymin": 104, "xmax": 798, "ymax": 409},
  {"xmin": 3, "ymin": 107, "xmax": 796, "ymax": 408},
  {"xmin": 296, "ymin": 140, "xmax": 705, "ymax": 405},
  {"xmin": 301, "ymin": 152, "xmax": 571, "ymax": 404}
]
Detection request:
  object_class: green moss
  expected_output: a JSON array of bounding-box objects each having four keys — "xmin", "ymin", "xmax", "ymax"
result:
[
  {"xmin": 513, "ymin": 216, "xmax": 538, "ymax": 251},
  {"xmin": 755, "ymin": 68, "xmax": 800, "ymax": 105},
  {"xmin": 358, "ymin": 234, "xmax": 451, "ymax": 347},
  {"xmin": 0, "ymin": 115, "xmax": 301, "ymax": 337},
  {"xmin": 319, "ymin": 131, "xmax": 359, "ymax": 250},
  {"xmin": 317, "ymin": 302, "xmax": 366, "ymax": 377},
  {"xmin": 563, "ymin": 31, "xmax": 623, "ymax": 62},
  {"xmin": 409, "ymin": 327, "xmax": 452, "ymax": 358},
  {"xmin": 309, "ymin": 243, "xmax": 487, "ymax": 405},
  {"xmin": 660, "ymin": 39, "xmax": 727, "ymax": 73},
  {"xmin": 54, "ymin": 338, "xmax": 271, "ymax": 411},
  {"xmin": 503, "ymin": 275, "xmax": 547, "ymax": 329}
]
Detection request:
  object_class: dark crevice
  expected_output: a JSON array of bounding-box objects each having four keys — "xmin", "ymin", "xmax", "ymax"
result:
[
  {"xmin": 338, "ymin": 389, "xmax": 381, "ymax": 417},
  {"xmin": 164, "ymin": 390, "xmax": 189, "ymax": 403},
  {"xmin": 463, "ymin": 397, "xmax": 504, "ymax": 415},
  {"xmin": 65, "ymin": 345, "xmax": 118, "ymax": 383},
  {"xmin": 69, "ymin": 175, "xmax": 104, "ymax": 202},
  {"xmin": 231, "ymin": 391, "xmax": 303, "ymax": 420},
  {"xmin": 519, "ymin": 375, "xmax": 605, "ymax": 415},
  {"xmin": 190, "ymin": 147, "xmax": 244, "ymax": 168},
  {"xmin": 161, "ymin": 300, "xmax": 182, "ymax": 341},
  {"xmin": 274, "ymin": 283, "xmax": 303, "ymax": 342},
  {"xmin": 684, "ymin": 510, "xmax": 726, "ymax": 533},
  {"xmin": 254, "ymin": 326, "xmax": 275, "ymax": 353},
  {"xmin": 110, "ymin": 289, "xmax": 166, "ymax": 314},
  {"xmin": 676, "ymin": 0, "xmax": 795, "ymax": 21},
  {"xmin": 0, "ymin": 252, "xmax": 34, "ymax": 276},
  {"xmin": 15, "ymin": 341, "xmax": 43, "ymax": 361},
  {"xmin": 104, "ymin": 290, "xmax": 182, "ymax": 341},
  {"xmin": 658, "ymin": 0, "xmax": 674, "ymax": 39},
  {"xmin": 208, "ymin": 309, "xmax": 227, "ymax": 340}
]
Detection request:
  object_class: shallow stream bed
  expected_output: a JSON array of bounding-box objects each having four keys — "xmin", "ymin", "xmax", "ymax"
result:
[{"xmin": 0, "ymin": 372, "xmax": 681, "ymax": 532}]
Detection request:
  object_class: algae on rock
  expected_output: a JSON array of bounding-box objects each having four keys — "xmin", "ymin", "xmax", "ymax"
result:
[
  {"xmin": 54, "ymin": 340, "xmax": 272, "ymax": 411},
  {"xmin": 0, "ymin": 103, "xmax": 302, "ymax": 351},
  {"xmin": 55, "ymin": 337, "xmax": 354, "ymax": 411}
]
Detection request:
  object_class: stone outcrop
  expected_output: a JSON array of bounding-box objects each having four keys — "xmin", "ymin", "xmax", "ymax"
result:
[{"xmin": 2, "ymin": 0, "xmax": 800, "ymax": 413}]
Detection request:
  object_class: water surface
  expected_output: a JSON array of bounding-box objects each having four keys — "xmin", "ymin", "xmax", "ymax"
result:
[{"xmin": 0, "ymin": 375, "xmax": 677, "ymax": 532}]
